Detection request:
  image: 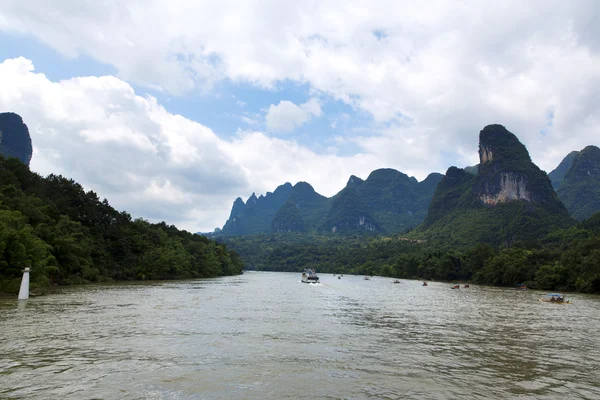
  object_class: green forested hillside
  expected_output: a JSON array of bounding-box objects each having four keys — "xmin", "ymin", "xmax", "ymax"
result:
[
  {"xmin": 414, "ymin": 125, "xmax": 573, "ymax": 246},
  {"xmin": 221, "ymin": 212, "xmax": 600, "ymax": 293},
  {"xmin": 549, "ymin": 150, "xmax": 579, "ymax": 189},
  {"xmin": 555, "ymin": 146, "xmax": 600, "ymax": 220},
  {"xmin": 218, "ymin": 169, "xmax": 444, "ymax": 236},
  {"xmin": 272, "ymin": 201, "xmax": 306, "ymax": 232},
  {"xmin": 0, "ymin": 156, "xmax": 243, "ymax": 294},
  {"xmin": 353, "ymin": 169, "xmax": 443, "ymax": 233},
  {"xmin": 221, "ymin": 183, "xmax": 293, "ymax": 235}
]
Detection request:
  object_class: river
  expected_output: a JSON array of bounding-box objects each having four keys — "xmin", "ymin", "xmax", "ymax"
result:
[{"xmin": 1, "ymin": 272, "xmax": 599, "ymax": 399}]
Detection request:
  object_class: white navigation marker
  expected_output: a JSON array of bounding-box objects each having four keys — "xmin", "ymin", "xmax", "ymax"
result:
[{"xmin": 18, "ymin": 267, "xmax": 30, "ymax": 300}]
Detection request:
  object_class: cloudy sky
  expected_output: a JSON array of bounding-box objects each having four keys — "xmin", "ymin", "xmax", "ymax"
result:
[{"xmin": 1, "ymin": 1, "xmax": 599, "ymax": 232}]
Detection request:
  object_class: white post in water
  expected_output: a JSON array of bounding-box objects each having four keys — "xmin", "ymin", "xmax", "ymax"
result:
[{"xmin": 18, "ymin": 267, "xmax": 30, "ymax": 300}]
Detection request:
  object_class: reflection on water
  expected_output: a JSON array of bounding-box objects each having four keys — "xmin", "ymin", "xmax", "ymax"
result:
[{"xmin": 1, "ymin": 273, "xmax": 600, "ymax": 399}]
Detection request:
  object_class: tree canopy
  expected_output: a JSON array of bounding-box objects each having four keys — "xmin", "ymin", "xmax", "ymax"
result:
[{"xmin": 0, "ymin": 156, "xmax": 243, "ymax": 294}]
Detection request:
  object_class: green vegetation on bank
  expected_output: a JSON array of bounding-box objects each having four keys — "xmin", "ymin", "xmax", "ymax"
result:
[
  {"xmin": 0, "ymin": 156, "xmax": 243, "ymax": 295},
  {"xmin": 221, "ymin": 214, "xmax": 600, "ymax": 293}
]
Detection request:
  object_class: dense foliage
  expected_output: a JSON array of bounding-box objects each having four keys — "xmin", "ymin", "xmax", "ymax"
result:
[
  {"xmin": 221, "ymin": 214, "xmax": 600, "ymax": 293},
  {"xmin": 272, "ymin": 201, "xmax": 306, "ymax": 232},
  {"xmin": 555, "ymin": 146, "xmax": 600, "ymax": 221},
  {"xmin": 351, "ymin": 169, "xmax": 443, "ymax": 233},
  {"xmin": 319, "ymin": 187, "xmax": 379, "ymax": 233},
  {"xmin": 0, "ymin": 156, "xmax": 243, "ymax": 294}
]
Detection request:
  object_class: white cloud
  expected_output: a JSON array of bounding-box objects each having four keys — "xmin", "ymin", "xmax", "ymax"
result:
[
  {"xmin": 2, "ymin": 2, "xmax": 600, "ymax": 229},
  {"xmin": 0, "ymin": 57, "xmax": 246, "ymax": 231},
  {"xmin": 1, "ymin": 0, "xmax": 599, "ymax": 172},
  {"xmin": 1, "ymin": 58, "xmax": 437, "ymax": 232},
  {"xmin": 265, "ymin": 98, "xmax": 322, "ymax": 133}
]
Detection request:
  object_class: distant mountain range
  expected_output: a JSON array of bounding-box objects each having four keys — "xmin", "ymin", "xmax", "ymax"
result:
[
  {"xmin": 217, "ymin": 124, "xmax": 600, "ymax": 243},
  {"xmin": 0, "ymin": 112, "xmax": 33, "ymax": 166},
  {"xmin": 220, "ymin": 169, "xmax": 443, "ymax": 236}
]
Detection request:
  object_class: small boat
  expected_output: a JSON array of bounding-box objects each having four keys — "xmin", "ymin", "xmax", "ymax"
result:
[
  {"xmin": 515, "ymin": 283, "xmax": 528, "ymax": 290},
  {"xmin": 392, "ymin": 280, "xmax": 401, "ymax": 284},
  {"xmin": 301, "ymin": 269, "xmax": 319, "ymax": 284},
  {"xmin": 539, "ymin": 293, "xmax": 571, "ymax": 304},
  {"xmin": 463, "ymin": 284, "xmax": 469, "ymax": 288},
  {"xmin": 451, "ymin": 285, "xmax": 460, "ymax": 289}
]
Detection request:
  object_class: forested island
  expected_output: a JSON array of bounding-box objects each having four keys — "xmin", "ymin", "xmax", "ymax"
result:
[{"xmin": 0, "ymin": 155, "xmax": 243, "ymax": 295}]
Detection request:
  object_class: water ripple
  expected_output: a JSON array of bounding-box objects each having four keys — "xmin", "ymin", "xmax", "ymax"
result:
[{"xmin": 1, "ymin": 273, "xmax": 599, "ymax": 399}]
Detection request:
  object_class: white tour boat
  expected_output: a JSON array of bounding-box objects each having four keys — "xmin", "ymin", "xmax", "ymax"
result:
[{"xmin": 301, "ymin": 269, "xmax": 319, "ymax": 283}]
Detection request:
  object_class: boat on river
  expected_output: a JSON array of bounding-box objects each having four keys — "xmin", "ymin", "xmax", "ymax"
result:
[
  {"xmin": 301, "ymin": 269, "xmax": 319, "ymax": 283},
  {"xmin": 539, "ymin": 293, "xmax": 571, "ymax": 304}
]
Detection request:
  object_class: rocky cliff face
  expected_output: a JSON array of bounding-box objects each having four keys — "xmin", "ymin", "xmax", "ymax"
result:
[
  {"xmin": 479, "ymin": 172, "xmax": 532, "ymax": 205},
  {"xmin": 0, "ymin": 113, "xmax": 33, "ymax": 166},
  {"xmin": 418, "ymin": 124, "xmax": 573, "ymax": 246},
  {"xmin": 473, "ymin": 124, "xmax": 559, "ymax": 207}
]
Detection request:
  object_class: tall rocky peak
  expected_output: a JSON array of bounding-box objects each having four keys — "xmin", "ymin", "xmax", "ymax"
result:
[
  {"xmin": 346, "ymin": 175, "xmax": 364, "ymax": 187},
  {"xmin": 564, "ymin": 146, "xmax": 600, "ymax": 181},
  {"xmin": 418, "ymin": 125, "xmax": 573, "ymax": 246},
  {"xmin": 555, "ymin": 145, "xmax": 600, "ymax": 220},
  {"xmin": 474, "ymin": 125, "xmax": 557, "ymax": 206},
  {"xmin": 478, "ymin": 124, "xmax": 530, "ymax": 164},
  {"xmin": 221, "ymin": 183, "xmax": 294, "ymax": 235},
  {"xmin": 247, "ymin": 193, "xmax": 258, "ymax": 204},
  {"xmin": 0, "ymin": 112, "xmax": 33, "ymax": 166},
  {"xmin": 229, "ymin": 197, "xmax": 245, "ymax": 219},
  {"xmin": 549, "ymin": 150, "xmax": 579, "ymax": 189}
]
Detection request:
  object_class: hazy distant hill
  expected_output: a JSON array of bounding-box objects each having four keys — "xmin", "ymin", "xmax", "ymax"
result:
[
  {"xmin": 219, "ymin": 169, "xmax": 443, "ymax": 236},
  {"xmin": 551, "ymin": 146, "xmax": 600, "ymax": 220}
]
